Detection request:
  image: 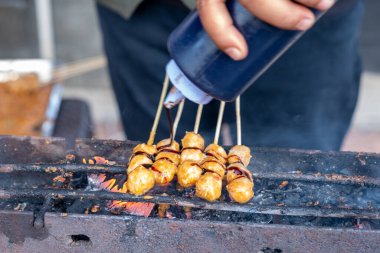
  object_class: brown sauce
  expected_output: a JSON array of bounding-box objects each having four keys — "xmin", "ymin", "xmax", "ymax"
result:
[
  {"xmin": 130, "ymin": 151, "xmax": 155, "ymax": 161},
  {"xmin": 157, "ymin": 148, "xmax": 180, "ymax": 154},
  {"xmin": 190, "ymin": 162, "xmax": 202, "ymax": 168},
  {"xmin": 202, "ymin": 168, "xmax": 224, "ymax": 177},
  {"xmin": 201, "ymin": 158, "xmax": 226, "ymax": 169},
  {"xmin": 205, "ymin": 152, "xmax": 226, "ymax": 162},
  {"xmin": 227, "ymin": 154, "xmax": 243, "ymax": 165},
  {"xmin": 165, "ymin": 108, "xmax": 174, "ymax": 144},
  {"xmin": 150, "ymin": 166, "xmax": 161, "ymax": 173},
  {"xmin": 227, "ymin": 166, "xmax": 251, "ymax": 180},
  {"xmin": 156, "ymin": 157, "xmax": 175, "ymax": 164}
]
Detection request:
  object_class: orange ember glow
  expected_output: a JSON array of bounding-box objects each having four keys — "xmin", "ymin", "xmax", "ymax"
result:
[{"xmin": 85, "ymin": 156, "xmax": 154, "ymax": 217}]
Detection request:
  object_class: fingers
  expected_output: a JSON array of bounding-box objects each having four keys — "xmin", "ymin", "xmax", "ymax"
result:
[
  {"xmin": 197, "ymin": 0, "xmax": 248, "ymax": 60},
  {"xmin": 294, "ymin": 0, "xmax": 335, "ymax": 10},
  {"xmin": 239, "ymin": 0, "xmax": 334, "ymax": 31},
  {"xmin": 239, "ymin": 0, "xmax": 316, "ymax": 31}
]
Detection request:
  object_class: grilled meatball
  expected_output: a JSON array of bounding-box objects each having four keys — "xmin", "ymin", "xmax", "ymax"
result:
[
  {"xmin": 195, "ymin": 172, "xmax": 223, "ymax": 202},
  {"xmin": 127, "ymin": 165, "xmax": 155, "ymax": 195},
  {"xmin": 151, "ymin": 159, "xmax": 177, "ymax": 185},
  {"xmin": 177, "ymin": 160, "xmax": 203, "ymax": 188}
]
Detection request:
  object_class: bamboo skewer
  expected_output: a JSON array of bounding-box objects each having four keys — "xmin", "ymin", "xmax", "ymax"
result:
[
  {"xmin": 235, "ymin": 96, "xmax": 242, "ymax": 145},
  {"xmin": 147, "ymin": 74, "xmax": 170, "ymax": 145},
  {"xmin": 214, "ymin": 101, "xmax": 226, "ymax": 144},
  {"xmin": 172, "ymin": 99, "xmax": 185, "ymax": 140},
  {"xmin": 193, "ymin": 104, "xmax": 203, "ymax": 134}
]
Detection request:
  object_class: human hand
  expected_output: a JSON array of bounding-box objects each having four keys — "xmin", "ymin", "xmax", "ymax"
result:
[{"xmin": 197, "ymin": 0, "xmax": 335, "ymax": 60}]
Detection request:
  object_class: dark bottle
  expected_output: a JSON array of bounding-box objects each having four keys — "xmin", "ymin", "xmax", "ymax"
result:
[{"xmin": 165, "ymin": 0, "xmax": 328, "ymax": 105}]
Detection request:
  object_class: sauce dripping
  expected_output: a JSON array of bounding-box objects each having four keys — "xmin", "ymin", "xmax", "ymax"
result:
[{"xmin": 165, "ymin": 108, "xmax": 174, "ymax": 144}]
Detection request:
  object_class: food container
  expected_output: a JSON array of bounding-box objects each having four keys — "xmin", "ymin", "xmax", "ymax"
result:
[{"xmin": 0, "ymin": 59, "xmax": 62, "ymax": 136}]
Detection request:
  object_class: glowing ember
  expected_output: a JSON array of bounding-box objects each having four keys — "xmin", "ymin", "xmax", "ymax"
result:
[{"xmin": 85, "ymin": 156, "xmax": 154, "ymax": 217}]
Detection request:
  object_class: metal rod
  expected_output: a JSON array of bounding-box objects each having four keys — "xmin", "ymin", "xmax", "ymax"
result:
[
  {"xmin": 173, "ymin": 99, "xmax": 185, "ymax": 139},
  {"xmin": 0, "ymin": 188, "xmax": 379, "ymax": 219},
  {"xmin": 214, "ymin": 101, "xmax": 226, "ymax": 144},
  {"xmin": 194, "ymin": 104, "xmax": 203, "ymax": 134},
  {"xmin": 35, "ymin": 0, "xmax": 55, "ymax": 59},
  {"xmin": 1, "ymin": 164, "xmax": 380, "ymax": 187},
  {"xmin": 235, "ymin": 96, "xmax": 242, "ymax": 145},
  {"xmin": 148, "ymin": 74, "xmax": 170, "ymax": 145}
]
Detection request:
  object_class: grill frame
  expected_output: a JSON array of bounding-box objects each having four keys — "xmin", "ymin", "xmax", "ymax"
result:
[
  {"xmin": 0, "ymin": 210, "xmax": 379, "ymax": 253},
  {"xmin": 1, "ymin": 135, "xmax": 380, "ymax": 252}
]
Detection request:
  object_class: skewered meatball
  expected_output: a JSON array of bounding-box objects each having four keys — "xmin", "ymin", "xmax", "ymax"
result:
[
  {"xmin": 180, "ymin": 132, "xmax": 205, "ymax": 164},
  {"xmin": 195, "ymin": 172, "xmax": 223, "ymax": 202},
  {"xmin": 181, "ymin": 132, "xmax": 204, "ymax": 149},
  {"xmin": 180, "ymin": 148, "xmax": 204, "ymax": 164},
  {"xmin": 127, "ymin": 155, "xmax": 153, "ymax": 174},
  {"xmin": 227, "ymin": 145, "xmax": 252, "ymax": 166},
  {"xmin": 151, "ymin": 159, "xmax": 177, "ymax": 185},
  {"xmin": 127, "ymin": 165, "xmax": 155, "ymax": 195},
  {"xmin": 133, "ymin": 143, "xmax": 157, "ymax": 156},
  {"xmin": 226, "ymin": 145, "xmax": 254, "ymax": 203},
  {"xmin": 157, "ymin": 138, "xmax": 180, "ymax": 151},
  {"xmin": 177, "ymin": 160, "xmax": 203, "ymax": 188},
  {"xmin": 204, "ymin": 144, "xmax": 227, "ymax": 164},
  {"xmin": 127, "ymin": 143, "xmax": 157, "ymax": 173},
  {"xmin": 226, "ymin": 163, "xmax": 253, "ymax": 183},
  {"xmin": 226, "ymin": 177, "xmax": 254, "ymax": 204},
  {"xmin": 195, "ymin": 144, "xmax": 227, "ymax": 202},
  {"xmin": 156, "ymin": 138, "xmax": 181, "ymax": 165},
  {"xmin": 201, "ymin": 156, "xmax": 226, "ymax": 178}
]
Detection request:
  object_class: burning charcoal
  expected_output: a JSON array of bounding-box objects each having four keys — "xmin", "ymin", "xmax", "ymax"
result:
[
  {"xmin": 53, "ymin": 175, "xmax": 66, "ymax": 183},
  {"xmin": 278, "ymin": 181, "xmax": 289, "ymax": 189},
  {"xmin": 90, "ymin": 204, "xmax": 101, "ymax": 213},
  {"xmin": 65, "ymin": 153, "xmax": 76, "ymax": 163}
]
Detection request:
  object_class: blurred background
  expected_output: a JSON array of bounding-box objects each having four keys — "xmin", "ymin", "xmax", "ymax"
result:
[{"xmin": 0, "ymin": 0, "xmax": 379, "ymax": 152}]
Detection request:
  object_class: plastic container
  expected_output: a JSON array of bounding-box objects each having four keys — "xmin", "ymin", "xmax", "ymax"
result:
[{"xmin": 165, "ymin": 0, "xmax": 325, "ymax": 104}]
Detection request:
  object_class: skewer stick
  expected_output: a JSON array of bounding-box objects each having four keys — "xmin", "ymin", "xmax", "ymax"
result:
[
  {"xmin": 193, "ymin": 104, "xmax": 203, "ymax": 134},
  {"xmin": 172, "ymin": 99, "xmax": 185, "ymax": 139},
  {"xmin": 147, "ymin": 74, "xmax": 170, "ymax": 145},
  {"xmin": 213, "ymin": 101, "xmax": 226, "ymax": 144},
  {"xmin": 235, "ymin": 96, "xmax": 242, "ymax": 145}
]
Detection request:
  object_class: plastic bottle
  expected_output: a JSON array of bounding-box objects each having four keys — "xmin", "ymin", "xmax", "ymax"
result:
[{"xmin": 165, "ymin": 0, "xmax": 326, "ymax": 106}]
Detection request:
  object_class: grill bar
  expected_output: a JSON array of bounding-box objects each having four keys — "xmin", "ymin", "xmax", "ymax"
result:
[
  {"xmin": 1, "ymin": 188, "xmax": 379, "ymax": 219},
  {"xmin": 1, "ymin": 163, "xmax": 380, "ymax": 187}
]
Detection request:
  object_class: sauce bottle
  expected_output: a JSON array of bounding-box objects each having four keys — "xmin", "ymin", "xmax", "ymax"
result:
[{"xmin": 165, "ymin": 0, "xmax": 328, "ymax": 106}]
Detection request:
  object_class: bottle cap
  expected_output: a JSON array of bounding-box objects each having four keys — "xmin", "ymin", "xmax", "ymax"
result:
[{"xmin": 166, "ymin": 60, "xmax": 212, "ymax": 105}]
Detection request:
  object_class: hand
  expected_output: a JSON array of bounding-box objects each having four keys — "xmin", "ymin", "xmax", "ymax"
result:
[{"xmin": 197, "ymin": 0, "xmax": 335, "ymax": 60}]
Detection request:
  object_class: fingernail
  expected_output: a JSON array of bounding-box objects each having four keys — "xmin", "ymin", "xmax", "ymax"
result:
[
  {"xmin": 225, "ymin": 48, "xmax": 243, "ymax": 61},
  {"xmin": 316, "ymin": 0, "xmax": 335, "ymax": 10},
  {"xmin": 296, "ymin": 18, "xmax": 314, "ymax": 31}
]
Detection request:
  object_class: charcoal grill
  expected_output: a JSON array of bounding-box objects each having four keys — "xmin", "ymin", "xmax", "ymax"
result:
[{"xmin": 0, "ymin": 135, "xmax": 379, "ymax": 253}]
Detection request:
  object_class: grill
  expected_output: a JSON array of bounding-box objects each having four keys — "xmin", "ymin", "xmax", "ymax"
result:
[{"xmin": 0, "ymin": 135, "xmax": 379, "ymax": 253}]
